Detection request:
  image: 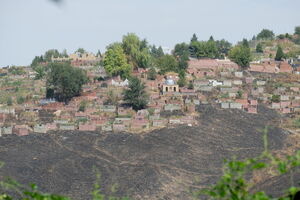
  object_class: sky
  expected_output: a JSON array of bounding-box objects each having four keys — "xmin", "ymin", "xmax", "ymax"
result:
[{"xmin": 0, "ymin": 0, "xmax": 300, "ymax": 67}]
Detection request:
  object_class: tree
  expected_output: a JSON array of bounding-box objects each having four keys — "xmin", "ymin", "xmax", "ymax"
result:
[
  {"xmin": 122, "ymin": 33, "xmax": 150, "ymax": 68},
  {"xmin": 34, "ymin": 66, "xmax": 46, "ymax": 80},
  {"xmin": 31, "ymin": 55, "xmax": 44, "ymax": 68},
  {"xmin": 147, "ymin": 67, "xmax": 157, "ymax": 80},
  {"xmin": 271, "ymin": 94, "xmax": 280, "ymax": 103},
  {"xmin": 189, "ymin": 40, "xmax": 219, "ymax": 59},
  {"xmin": 46, "ymin": 62, "xmax": 88, "ymax": 103},
  {"xmin": 103, "ymin": 43, "xmax": 132, "ymax": 78},
  {"xmin": 17, "ymin": 96, "xmax": 25, "ymax": 104},
  {"xmin": 6, "ymin": 97, "xmax": 13, "ymax": 106},
  {"xmin": 229, "ymin": 45, "xmax": 251, "ymax": 68},
  {"xmin": 96, "ymin": 50, "xmax": 102, "ymax": 57},
  {"xmin": 123, "ymin": 77, "xmax": 148, "ymax": 111},
  {"xmin": 188, "ymin": 81, "xmax": 194, "ymax": 89},
  {"xmin": 191, "ymin": 33, "xmax": 198, "ymax": 42},
  {"xmin": 257, "ymin": 29, "xmax": 275, "ymax": 40},
  {"xmin": 44, "ymin": 49, "xmax": 60, "ymax": 61},
  {"xmin": 173, "ymin": 43, "xmax": 189, "ymax": 58},
  {"xmin": 206, "ymin": 39, "xmax": 219, "ymax": 58},
  {"xmin": 295, "ymin": 26, "xmax": 300, "ymax": 35},
  {"xmin": 155, "ymin": 55, "xmax": 178, "ymax": 74},
  {"xmin": 150, "ymin": 45, "xmax": 164, "ymax": 58},
  {"xmin": 61, "ymin": 49, "xmax": 68, "ymax": 57},
  {"xmin": 242, "ymin": 38, "xmax": 249, "ymax": 48},
  {"xmin": 275, "ymin": 46, "xmax": 285, "ymax": 61},
  {"xmin": 256, "ymin": 43, "xmax": 263, "ymax": 53},
  {"xmin": 76, "ymin": 48, "xmax": 86, "ymax": 54},
  {"xmin": 78, "ymin": 100, "xmax": 87, "ymax": 112},
  {"xmin": 173, "ymin": 43, "xmax": 190, "ymax": 70},
  {"xmin": 216, "ymin": 39, "xmax": 232, "ymax": 58},
  {"xmin": 177, "ymin": 70, "xmax": 186, "ymax": 87}
]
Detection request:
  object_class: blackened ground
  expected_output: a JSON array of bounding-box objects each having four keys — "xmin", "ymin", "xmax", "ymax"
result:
[{"xmin": 0, "ymin": 105, "xmax": 295, "ymax": 199}]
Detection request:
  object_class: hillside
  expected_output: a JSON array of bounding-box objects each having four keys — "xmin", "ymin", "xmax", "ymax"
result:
[{"xmin": 0, "ymin": 105, "xmax": 296, "ymax": 200}]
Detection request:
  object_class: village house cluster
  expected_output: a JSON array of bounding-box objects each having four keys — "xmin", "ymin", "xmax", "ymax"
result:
[
  {"xmin": 1, "ymin": 56, "xmax": 300, "ymax": 137},
  {"xmin": 51, "ymin": 51, "xmax": 101, "ymax": 67}
]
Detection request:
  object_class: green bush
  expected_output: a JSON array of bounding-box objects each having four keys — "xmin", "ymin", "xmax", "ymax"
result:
[
  {"xmin": 16, "ymin": 96, "xmax": 25, "ymax": 105},
  {"xmin": 271, "ymin": 94, "xmax": 280, "ymax": 103},
  {"xmin": 6, "ymin": 97, "xmax": 13, "ymax": 106}
]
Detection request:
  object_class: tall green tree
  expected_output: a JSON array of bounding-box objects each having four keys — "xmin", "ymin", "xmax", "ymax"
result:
[
  {"xmin": 155, "ymin": 55, "xmax": 178, "ymax": 74},
  {"xmin": 191, "ymin": 33, "xmax": 198, "ymax": 42},
  {"xmin": 123, "ymin": 77, "xmax": 148, "ymax": 111},
  {"xmin": 242, "ymin": 38, "xmax": 249, "ymax": 48},
  {"xmin": 122, "ymin": 33, "xmax": 150, "ymax": 68},
  {"xmin": 75, "ymin": 48, "xmax": 86, "ymax": 54},
  {"xmin": 229, "ymin": 45, "xmax": 251, "ymax": 68},
  {"xmin": 256, "ymin": 43, "xmax": 263, "ymax": 53},
  {"xmin": 216, "ymin": 39, "xmax": 232, "ymax": 58},
  {"xmin": 257, "ymin": 29, "xmax": 275, "ymax": 40},
  {"xmin": 34, "ymin": 66, "xmax": 46, "ymax": 80},
  {"xmin": 46, "ymin": 62, "xmax": 88, "ymax": 102},
  {"xmin": 189, "ymin": 40, "xmax": 218, "ymax": 59},
  {"xmin": 150, "ymin": 45, "xmax": 164, "ymax": 58},
  {"xmin": 31, "ymin": 55, "xmax": 44, "ymax": 68},
  {"xmin": 44, "ymin": 49, "xmax": 60, "ymax": 61},
  {"xmin": 147, "ymin": 67, "xmax": 157, "ymax": 80},
  {"xmin": 295, "ymin": 26, "xmax": 300, "ymax": 35},
  {"xmin": 173, "ymin": 43, "xmax": 190, "ymax": 58},
  {"xmin": 177, "ymin": 70, "xmax": 186, "ymax": 87},
  {"xmin": 275, "ymin": 46, "xmax": 285, "ymax": 61},
  {"xmin": 206, "ymin": 39, "xmax": 219, "ymax": 58},
  {"xmin": 173, "ymin": 43, "xmax": 190, "ymax": 70},
  {"xmin": 103, "ymin": 43, "xmax": 132, "ymax": 78}
]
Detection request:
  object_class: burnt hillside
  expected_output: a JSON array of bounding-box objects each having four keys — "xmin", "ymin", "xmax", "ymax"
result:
[{"xmin": 0, "ymin": 105, "xmax": 294, "ymax": 199}]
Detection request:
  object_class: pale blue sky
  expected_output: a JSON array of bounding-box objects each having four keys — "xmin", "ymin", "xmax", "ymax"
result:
[{"xmin": 0, "ymin": 0, "xmax": 299, "ymax": 67}]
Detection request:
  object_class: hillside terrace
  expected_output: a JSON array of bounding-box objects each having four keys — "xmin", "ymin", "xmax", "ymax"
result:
[{"xmin": 1, "ymin": 58, "xmax": 300, "ymax": 136}]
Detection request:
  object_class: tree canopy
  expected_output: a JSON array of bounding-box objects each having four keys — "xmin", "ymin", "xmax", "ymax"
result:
[
  {"xmin": 188, "ymin": 37, "xmax": 231, "ymax": 59},
  {"xmin": 150, "ymin": 45, "xmax": 164, "ymax": 58},
  {"xmin": 256, "ymin": 43, "xmax": 263, "ymax": 53},
  {"xmin": 147, "ymin": 67, "xmax": 157, "ymax": 80},
  {"xmin": 155, "ymin": 55, "xmax": 179, "ymax": 74},
  {"xmin": 173, "ymin": 43, "xmax": 190, "ymax": 58},
  {"xmin": 257, "ymin": 29, "xmax": 275, "ymax": 40},
  {"xmin": 173, "ymin": 43, "xmax": 190, "ymax": 71},
  {"xmin": 103, "ymin": 43, "xmax": 132, "ymax": 79},
  {"xmin": 75, "ymin": 48, "xmax": 86, "ymax": 54},
  {"xmin": 190, "ymin": 33, "xmax": 198, "ymax": 42},
  {"xmin": 122, "ymin": 33, "xmax": 151, "ymax": 68},
  {"xmin": 46, "ymin": 62, "xmax": 88, "ymax": 102},
  {"xmin": 275, "ymin": 46, "xmax": 285, "ymax": 61},
  {"xmin": 31, "ymin": 56, "xmax": 45, "ymax": 68},
  {"xmin": 215, "ymin": 39, "xmax": 232, "ymax": 58},
  {"xmin": 123, "ymin": 77, "xmax": 148, "ymax": 111},
  {"xmin": 295, "ymin": 26, "xmax": 300, "ymax": 35},
  {"xmin": 189, "ymin": 40, "xmax": 219, "ymax": 59},
  {"xmin": 44, "ymin": 49, "xmax": 60, "ymax": 61},
  {"xmin": 229, "ymin": 44, "xmax": 251, "ymax": 68}
]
